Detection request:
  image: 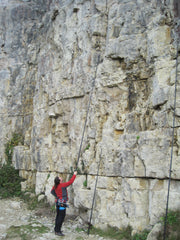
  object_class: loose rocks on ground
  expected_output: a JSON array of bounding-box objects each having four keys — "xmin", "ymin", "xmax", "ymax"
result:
[{"xmin": 0, "ymin": 198, "xmax": 109, "ymax": 240}]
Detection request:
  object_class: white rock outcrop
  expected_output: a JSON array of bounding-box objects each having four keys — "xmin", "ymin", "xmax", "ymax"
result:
[{"xmin": 0, "ymin": 0, "xmax": 180, "ymax": 233}]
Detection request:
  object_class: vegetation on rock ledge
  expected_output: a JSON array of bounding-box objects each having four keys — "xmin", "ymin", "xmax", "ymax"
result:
[{"xmin": 0, "ymin": 132, "xmax": 24, "ymax": 198}]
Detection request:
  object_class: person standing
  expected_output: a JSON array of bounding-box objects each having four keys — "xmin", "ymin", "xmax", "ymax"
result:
[{"xmin": 51, "ymin": 171, "xmax": 77, "ymax": 236}]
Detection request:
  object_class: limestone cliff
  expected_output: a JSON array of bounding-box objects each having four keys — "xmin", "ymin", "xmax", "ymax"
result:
[{"xmin": 0, "ymin": 0, "xmax": 180, "ymax": 232}]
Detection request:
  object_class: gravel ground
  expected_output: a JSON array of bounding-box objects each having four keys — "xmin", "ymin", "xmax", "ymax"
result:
[{"xmin": 0, "ymin": 198, "xmax": 108, "ymax": 240}]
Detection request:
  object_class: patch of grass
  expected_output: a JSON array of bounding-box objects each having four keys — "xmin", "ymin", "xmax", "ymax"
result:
[
  {"xmin": 75, "ymin": 237, "xmax": 84, "ymax": 240},
  {"xmin": 132, "ymin": 229, "xmax": 150, "ymax": 240},
  {"xmin": 21, "ymin": 193, "xmax": 39, "ymax": 210},
  {"xmin": 20, "ymin": 191, "xmax": 48, "ymax": 210},
  {"xmin": 5, "ymin": 222, "xmax": 49, "ymax": 240},
  {"xmin": 89, "ymin": 225, "xmax": 132, "ymax": 240},
  {"xmin": 160, "ymin": 210, "xmax": 179, "ymax": 226},
  {"xmin": 90, "ymin": 225, "xmax": 150, "ymax": 240},
  {"xmin": 83, "ymin": 179, "xmax": 87, "ymax": 187},
  {"xmin": 85, "ymin": 143, "xmax": 90, "ymax": 151},
  {"xmin": 75, "ymin": 227, "xmax": 86, "ymax": 233},
  {"xmin": 50, "ymin": 204, "xmax": 56, "ymax": 213},
  {"xmin": 158, "ymin": 210, "xmax": 180, "ymax": 240}
]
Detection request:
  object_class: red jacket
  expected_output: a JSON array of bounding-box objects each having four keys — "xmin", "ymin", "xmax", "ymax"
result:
[{"xmin": 51, "ymin": 174, "xmax": 76, "ymax": 202}]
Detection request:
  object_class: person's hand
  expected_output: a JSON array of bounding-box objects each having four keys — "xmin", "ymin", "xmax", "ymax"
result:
[{"xmin": 74, "ymin": 171, "xmax": 77, "ymax": 175}]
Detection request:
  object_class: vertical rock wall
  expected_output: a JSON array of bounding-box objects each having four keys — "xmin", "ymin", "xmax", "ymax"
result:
[{"xmin": 0, "ymin": 0, "xmax": 180, "ymax": 231}]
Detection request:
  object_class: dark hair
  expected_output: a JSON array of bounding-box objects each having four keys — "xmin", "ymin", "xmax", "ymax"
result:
[{"xmin": 54, "ymin": 176, "xmax": 60, "ymax": 189}]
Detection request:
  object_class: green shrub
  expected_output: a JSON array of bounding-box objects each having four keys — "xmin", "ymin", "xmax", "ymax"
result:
[
  {"xmin": 158, "ymin": 210, "xmax": 180, "ymax": 240},
  {"xmin": 160, "ymin": 210, "xmax": 178, "ymax": 226},
  {"xmin": 0, "ymin": 164, "xmax": 23, "ymax": 198},
  {"xmin": 132, "ymin": 229, "xmax": 150, "ymax": 240},
  {"xmin": 0, "ymin": 132, "xmax": 24, "ymax": 198},
  {"xmin": 5, "ymin": 132, "xmax": 23, "ymax": 164}
]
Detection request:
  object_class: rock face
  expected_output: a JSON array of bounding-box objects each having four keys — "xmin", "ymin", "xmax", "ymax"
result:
[{"xmin": 0, "ymin": 0, "xmax": 180, "ymax": 232}]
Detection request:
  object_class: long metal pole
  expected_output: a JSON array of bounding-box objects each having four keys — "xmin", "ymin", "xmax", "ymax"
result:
[
  {"xmin": 75, "ymin": 55, "xmax": 100, "ymax": 170},
  {"xmin": 87, "ymin": 149, "xmax": 102, "ymax": 235},
  {"xmin": 163, "ymin": 39, "xmax": 179, "ymax": 240}
]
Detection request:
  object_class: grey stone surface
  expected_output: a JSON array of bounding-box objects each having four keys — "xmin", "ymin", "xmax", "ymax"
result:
[{"xmin": 0, "ymin": 0, "xmax": 180, "ymax": 232}]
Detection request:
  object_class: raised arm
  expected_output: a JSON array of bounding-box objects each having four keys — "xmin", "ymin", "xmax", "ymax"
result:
[{"xmin": 61, "ymin": 172, "xmax": 77, "ymax": 187}]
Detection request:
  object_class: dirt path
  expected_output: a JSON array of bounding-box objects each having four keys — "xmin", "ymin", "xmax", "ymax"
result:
[{"xmin": 0, "ymin": 198, "xmax": 106, "ymax": 240}]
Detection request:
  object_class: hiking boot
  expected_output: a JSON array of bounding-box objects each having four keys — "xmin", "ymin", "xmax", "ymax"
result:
[
  {"xmin": 60, "ymin": 231, "xmax": 65, "ymax": 236},
  {"xmin": 55, "ymin": 231, "xmax": 65, "ymax": 236}
]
